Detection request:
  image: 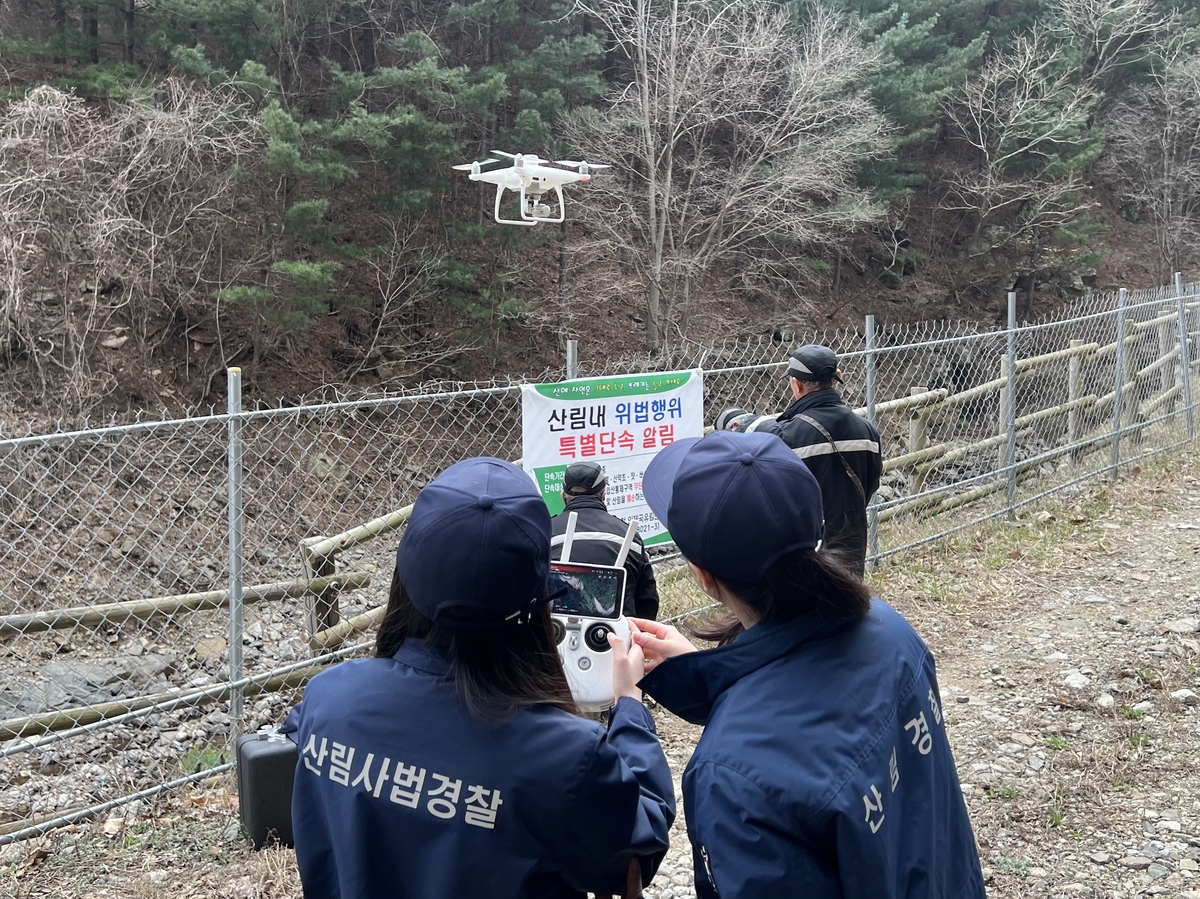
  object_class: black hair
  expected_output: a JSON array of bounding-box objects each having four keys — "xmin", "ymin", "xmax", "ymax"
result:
[
  {"xmin": 689, "ymin": 544, "xmax": 871, "ymax": 646},
  {"xmin": 375, "ymin": 572, "xmax": 579, "ymax": 721}
]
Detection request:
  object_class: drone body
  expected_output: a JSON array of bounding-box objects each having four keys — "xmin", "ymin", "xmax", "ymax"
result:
[{"xmin": 451, "ymin": 151, "xmax": 610, "ymax": 226}]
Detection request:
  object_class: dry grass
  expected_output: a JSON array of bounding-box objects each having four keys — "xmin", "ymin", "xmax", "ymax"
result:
[
  {"xmin": 1, "ymin": 777, "xmax": 302, "ymax": 898},
  {"xmin": 870, "ymin": 450, "xmax": 1200, "ymax": 896}
]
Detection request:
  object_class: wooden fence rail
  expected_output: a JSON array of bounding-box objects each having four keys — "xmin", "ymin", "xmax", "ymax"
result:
[
  {"xmin": 286, "ymin": 296, "xmax": 1200, "ymax": 635},
  {"xmin": 0, "ymin": 666, "xmax": 323, "ymax": 741},
  {"xmin": 0, "ymin": 574, "xmax": 371, "ymax": 638}
]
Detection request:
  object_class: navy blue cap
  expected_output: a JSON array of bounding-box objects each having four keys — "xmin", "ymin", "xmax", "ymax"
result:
[
  {"xmin": 396, "ymin": 457, "xmax": 551, "ymax": 625},
  {"xmin": 782, "ymin": 344, "xmax": 843, "ymax": 383},
  {"xmin": 643, "ymin": 431, "xmax": 824, "ymax": 584}
]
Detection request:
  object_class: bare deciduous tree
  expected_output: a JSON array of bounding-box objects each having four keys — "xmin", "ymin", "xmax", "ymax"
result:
[
  {"xmin": 563, "ymin": 0, "xmax": 890, "ymax": 351},
  {"xmin": 940, "ymin": 29, "xmax": 1098, "ymax": 296},
  {"xmin": 1048, "ymin": 0, "xmax": 1172, "ymax": 94},
  {"xmin": 0, "ymin": 81, "xmax": 260, "ymax": 411},
  {"xmin": 1101, "ymin": 46, "xmax": 1200, "ymax": 280},
  {"xmin": 344, "ymin": 218, "xmax": 456, "ymax": 383}
]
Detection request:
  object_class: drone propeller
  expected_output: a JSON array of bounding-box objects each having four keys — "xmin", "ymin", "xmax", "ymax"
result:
[
  {"xmin": 552, "ymin": 160, "xmax": 609, "ymax": 177},
  {"xmin": 451, "ymin": 158, "xmax": 499, "ymax": 171},
  {"xmin": 491, "ymin": 150, "xmax": 551, "ymax": 164},
  {"xmin": 552, "ymin": 159, "xmax": 609, "ymax": 170}
]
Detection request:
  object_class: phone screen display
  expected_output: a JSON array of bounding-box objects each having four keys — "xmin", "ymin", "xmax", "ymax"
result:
[{"xmin": 549, "ymin": 562, "xmax": 626, "ymax": 619}]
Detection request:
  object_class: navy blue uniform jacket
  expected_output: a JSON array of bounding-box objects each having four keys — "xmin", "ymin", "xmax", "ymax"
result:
[
  {"xmin": 283, "ymin": 640, "xmax": 675, "ymax": 898},
  {"xmin": 639, "ymin": 600, "xmax": 984, "ymax": 899}
]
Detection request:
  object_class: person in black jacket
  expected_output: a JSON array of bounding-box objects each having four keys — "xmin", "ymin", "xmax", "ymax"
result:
[
  {"xmin": 715, "ymin": 345, "xmax": 882, "ymax": 576},
  {"xmin": 550, "ymin": 462, "xmax": 661, "ymax": 619}
]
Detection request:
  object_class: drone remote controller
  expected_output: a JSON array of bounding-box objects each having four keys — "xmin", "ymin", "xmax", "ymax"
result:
[
  {"xmin": 554, "ymin": 612, "xmax": 631, "ymax": 712},
  {"xmin": 549, "ymin": 515, "xmax": 637, "ymax": 711}
]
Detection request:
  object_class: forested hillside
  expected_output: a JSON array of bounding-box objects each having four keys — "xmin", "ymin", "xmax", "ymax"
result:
[{"xmin": 1, "ymin": 0, "xmax": 1199, "ymax": 413}]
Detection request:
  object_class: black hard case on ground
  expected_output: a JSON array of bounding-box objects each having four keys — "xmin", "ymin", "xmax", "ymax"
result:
[{"xmin": 236, "ymin": 730, "xmax": 298, "ymax": 849}]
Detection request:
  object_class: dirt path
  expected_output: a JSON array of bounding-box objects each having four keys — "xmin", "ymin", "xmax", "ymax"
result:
[
  {"xmin": 879, "ymin": 451, "xmax": 1200, "ymax": 899},
  {"xmin": 5, "ymin": 449, "xmax": 1200, "ymax": 898}
]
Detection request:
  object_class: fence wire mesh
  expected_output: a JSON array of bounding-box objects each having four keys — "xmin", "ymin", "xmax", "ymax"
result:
[
  {"xmin": 1, "ymin": 279, "xmax": 1198, "ymax": 845},
  {"xmin": 0, "ymin": 415, "xmax": 235, "ymax": 840}
]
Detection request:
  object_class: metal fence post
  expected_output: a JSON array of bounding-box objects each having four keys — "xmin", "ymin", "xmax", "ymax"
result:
[
  {"xmin": 997, "ymin": 356, "xmax": 1010, "ymax": 471},
  {"xmin": 864, "ymin": 315, "xmax": 878, "ymax": 569},
  {"xmin": 226, "ymin": 368, "xmax": 246, "ymax": 743},
  {"xmin": 1176, "ymin": 272, "xmax": 1196, "ymax": 439},
  {"xmin": 1111, "ymin": 287, "xmax": 1129, "ymax": 478},
  {"xmin": 1004, "ymin": 292, "xmax": 1018, "ymax": 518},
  {"xmin": 566, "ymin": 339, "xmax": 579, "ymax": 380}
]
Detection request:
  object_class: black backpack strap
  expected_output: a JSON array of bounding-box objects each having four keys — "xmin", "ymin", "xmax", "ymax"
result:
[{"xmin": 796, "ymin": 413, "xmax": 867, "ymax": 505}]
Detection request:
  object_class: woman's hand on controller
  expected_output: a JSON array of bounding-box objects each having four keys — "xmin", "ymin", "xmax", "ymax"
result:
[
  {"xmin": 626, "ymin": 617, "xmax": 698, "ymax": 674},
  {"xmin": 609, "ymin": 626, "xmax": 645, "ymax": 703}
]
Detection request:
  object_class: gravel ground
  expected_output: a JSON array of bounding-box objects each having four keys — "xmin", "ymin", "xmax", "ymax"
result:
[{"xmin": 4, "ymin": 448, "xmax": 1200, "ymax": 898}]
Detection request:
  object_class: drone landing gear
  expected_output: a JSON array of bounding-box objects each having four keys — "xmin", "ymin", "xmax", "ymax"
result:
[
  {"xmin": 490, "ymin": 184, "xmax": 567, "ymax": 226},
  {"xmin": 492, "ymin": 184, "xmax": 536, "ymax": 227}
]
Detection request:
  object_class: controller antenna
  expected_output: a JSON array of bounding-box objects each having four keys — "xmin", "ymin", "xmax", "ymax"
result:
[
  {"xmin": 560, "ymin": 511, "xmax": 579, "ymax": 563},
  {"xmin": 614, "ymin": 519, "xmax": 638, "ymax": 570}
]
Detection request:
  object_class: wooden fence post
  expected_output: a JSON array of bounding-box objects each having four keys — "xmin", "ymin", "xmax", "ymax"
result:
[
  {"xmin": 1158, "ymin": 318, "xmax": 1177, "ymax": 395},
  {"xmin": 909, "ymin": 385, "xmax": 930, "ymax": 494},
  {"xmin": 1068, "ymin": 339, "xmax": 1083, "ymax": 465},
  {"xmin": 301, "ymin": 538, "xmax": 341, "ymax": 639},
  {"xmin": 1154, "ymin": 311, "xmax": 1181, "ymax": 425}
]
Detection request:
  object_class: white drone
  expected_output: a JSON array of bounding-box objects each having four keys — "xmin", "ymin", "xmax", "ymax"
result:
[{"xmin": 452, "ymin": 151, "xmax": 610, "ymax": 226}]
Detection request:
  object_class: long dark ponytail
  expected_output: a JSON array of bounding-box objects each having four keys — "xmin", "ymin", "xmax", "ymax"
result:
[
  {"xmin": 375, "ymin": 573, "xmax": 579, "ymax": 721},
  {"xmin": 690, "ymin": 544, "xmax": 871, "ymax": 646}
]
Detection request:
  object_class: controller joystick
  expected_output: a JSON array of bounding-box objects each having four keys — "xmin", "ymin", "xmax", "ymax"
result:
[
  {"xmin": 555, "ymin": 616, "xmax": 629, "ymax": 711},
  {"xmin": 584, "ymin": 623, "xmax": 613, "ymax": 652},
  {"xmin": 552, "ymin": 618, "xmax": 567, "ymax": 645}
]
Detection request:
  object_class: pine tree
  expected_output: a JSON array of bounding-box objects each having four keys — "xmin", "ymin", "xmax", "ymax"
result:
[{"xmin": 824, "ymin": 1, "xmax": 987, "ymax": 200}]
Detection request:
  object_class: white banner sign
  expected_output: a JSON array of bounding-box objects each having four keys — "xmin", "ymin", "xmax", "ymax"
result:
[{"xmin": 520, "ymin": 370, "xmax": 704, "ymax": 545}]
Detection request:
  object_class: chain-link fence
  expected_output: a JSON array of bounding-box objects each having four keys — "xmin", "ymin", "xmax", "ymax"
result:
[{"xmin": 1, "ymin": 277, "xmax": 1197, "ymax": 845}]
